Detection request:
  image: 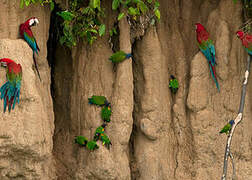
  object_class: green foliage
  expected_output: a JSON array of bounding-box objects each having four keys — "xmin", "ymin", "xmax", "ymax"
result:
[
  {"xmin": 113, "ymin": 0, "xmax": 161, "ymax": 21},
  {"xmin": 56, "ymin": 0, "xmax": 105, "ymax": 47},
  {"xmin": 20, "ymin": 0, "xmax": 54, "ymax": 10},
  {"xmin": 232, "ymin": 0, "xmax": 252, "ymax": 18},
  {"xmin": 20, "ymin": 0, "xmax": 161, "ymax": 47}
]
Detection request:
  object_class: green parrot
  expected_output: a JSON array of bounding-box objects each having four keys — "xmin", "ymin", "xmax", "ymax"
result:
[
  {"xmin": 86, "ymin": 140, "xmax": 99, "ymax": 150},
  {"xmin": 169, "ymin": 75, "xmax": 179, "ymax": 94},
  {"xmin": 88, "ymin": 95, "xmax": 110, "ymax": 106},
  {"xmin": 100, "ymin": 133, "xmax": 112, "ymax": 149},
  {"xmin": 219, "ymin": 120, "xmax": 235, "ymax": 134},
  {"xmin": 101, "ymin": 105, "xmax": 112, "ymax": 123},
  {"xmin": 93, "ymin": 124, "xmax": 106, "ymax": 141},
  {"xmin": 74, "ymin": 136, "xmax": 88, "ymax": 146},
  {"xmin": 109, "ymin": 51, "xmax": 132, "ymax": 63}
]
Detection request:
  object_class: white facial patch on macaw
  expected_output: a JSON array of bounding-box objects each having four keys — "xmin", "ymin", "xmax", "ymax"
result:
[{"xmin": 29, "ymin": 19, "xmax": 35, "ymax": 26}]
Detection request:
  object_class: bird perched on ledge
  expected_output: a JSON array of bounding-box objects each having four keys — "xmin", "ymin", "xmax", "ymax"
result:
[
  {"xmin": 219, "ymin": 120, "xmax": 235, "ymax": 134},
  {"xmin": 236, "ymin": 30, "xmax": 252, "ymax": 55},
  {"xmin": 75, "ymin": 136, "xmax": 88, "ymax": 147},
  {"xmin": 20, "ymin": 17, "xmax": 41, "ymax": 81},
  {"xmin": 88, "ymin": 95, "xmax": 110, "ymax": 107},
  {"xmin": 195, "ymin": 23, "xmax": 220, "ymax": 92},
  {"xmin": 101, "ymin": 105, "xmax": 112, "ymax": 123},
  {"xmin": 169, "ymin": 75, "xmax": 179, "ymax": 94},
  {"xmin": 109, "ymin": 50, "xmax": 132, "ymax": 63},
  {"xmin": 0, "ymin": 58, "xmax": 22, "ymax": 113}
]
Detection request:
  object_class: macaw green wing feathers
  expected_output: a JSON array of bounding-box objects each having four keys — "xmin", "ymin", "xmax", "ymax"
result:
[{"xmin": 23, "ymin": 32, "xmax": 38, "ymax": 53}]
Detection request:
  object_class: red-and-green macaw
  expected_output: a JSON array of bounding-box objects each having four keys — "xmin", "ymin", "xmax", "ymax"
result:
[
  {"xmin": 0, "ymin": 58, "xmax": 22, "ymax": 113},
  {"xmin": 195, "ymin": 23, "xmax": 220, "ymax": 92},
  {"xmin": 236, "ymin": 30, "xmax": 252, "ymax": 55},
  {"xmin": 19, "ymin": 17, "xmax": 41, "ymax": 81}
]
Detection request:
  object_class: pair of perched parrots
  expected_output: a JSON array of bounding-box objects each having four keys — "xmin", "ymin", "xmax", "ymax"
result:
[
  {"xmin": 195, "ymin": 23, "xmax": 252, "ymax": 91},
  {"xmin": 196, "ymin": 23, "xmax": 252, "ymax": 135},
  {"xmin": 88, "ymin": 95, "xmax": 112, "ymax": 123},
  {"xmin": 0, "ymin": 17, "xmax": 40, "ymax": 113}
]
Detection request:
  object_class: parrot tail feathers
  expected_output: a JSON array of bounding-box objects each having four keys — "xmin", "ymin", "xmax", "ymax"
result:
[
  {"xmin": 33, "ymin": 53, "xmax": 41, "ymax": 81},
  {"xmin": 209, "ymin": 64, "xmax": 220, "ymax": 92},
  {"xmin": 12, "ymin": 88, "xmax": 20, "ymax": 110},
  {"xmin": 0, "ymin": 81, "xmax": 19, "ymax": 113}
]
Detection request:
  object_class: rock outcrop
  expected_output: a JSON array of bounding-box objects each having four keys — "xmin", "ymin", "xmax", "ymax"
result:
[
  {"xmin": 0, "ymin": 2, "xmax": 55, "ymax": 180},
  {"xmin": 0, "ymin": 0, "xmax": 251, "ymax": 180}
]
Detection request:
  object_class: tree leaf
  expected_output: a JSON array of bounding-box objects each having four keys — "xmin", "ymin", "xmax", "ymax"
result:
[
  {"xmin": 57, "ymin": 11, "xmax": 75, "ymax": 21},
  {"xmin": 90, "ymin": 0, "xmax": 100, "ymax": 9},
  {"xmin": 20, "ymin": 0, "xmax": 25, "ymax": 8},
  {"xmin": 233, "ymin": 0, "xmax": 237, "ymax": 3},
  {"xmin": 117, "ymin": 12, "xmax": 125, "ymax": 20},
  {"xmin": 147, "ymin": 0, "xmax": 152, "ymax": 3},
  {"xmin": 113, "ymin": 28, "xmax": 117, "ymax": 35},
  {"xmin": 154, "ymin": 1, "xmax": 160, "ymax": 11},
  {"xmin": 128, "ymin": 7, "xmax": 138, "ymax": 15},
  {"xmin": 99, "ymin": 24, "xmax": 106, "ymax": 36},
  {"xmin": 154, "ymin": 9, "xmax": 160, "ymax": 20},
  {"xmin": 88, "ymin": 28, "xmax": 98, "ymax": 34},
  {"xmin": 25, "ymin": 0, "xmax": 31, "ymax": 6},
  {"xmin": 138, "ymin": 1, "xmax": 148, "ymax": 13},
  {"xmin": 50, "ymin": 2, "xmax": 54, "ymax": 11},
  {"xmin": 109, "ymin": 30, "xmax": 113, "ymax": 36},
  {"xmin": 112, "ymin": 0, "xmax": 120, "ymax": 10}
]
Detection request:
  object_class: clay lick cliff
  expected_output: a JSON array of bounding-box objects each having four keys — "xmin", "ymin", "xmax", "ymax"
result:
[{"xmin": 0, "ymin": 0, "xmax": 252, "ymax": 180}]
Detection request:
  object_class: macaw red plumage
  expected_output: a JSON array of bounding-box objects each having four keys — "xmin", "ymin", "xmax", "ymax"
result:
[
  {"xmin": 195, "ymin": 23, "xmax": 220, "ymax": 92},
  {"xmin": 20, "ymin": 17, "xmax": 41, "ymax": 81},
  {"xmin": 0, "ymin": 58, "xmax": 22, "ymax": 113},
  {"xmin": 236, "ymin": 30, "xmax": 252, "ymax": 55}
]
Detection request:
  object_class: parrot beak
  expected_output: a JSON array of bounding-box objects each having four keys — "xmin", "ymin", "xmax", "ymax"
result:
[{"xmin": 34, "ymin": 18, "xmax": 39, "ymax": 26}]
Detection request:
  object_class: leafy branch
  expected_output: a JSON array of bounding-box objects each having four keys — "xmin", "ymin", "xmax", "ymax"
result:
[
  {"xmin": 20, "ymin": 0, "xmax": 161, "ymax": 47},
  {"xmin": 20, "ymin": 0, "xmax": 55, "ymax": 10},
  {"xmin": 233, "ymin": 0, "xmax": 252, "ymax": 18},
  {"xmin": 56, "ymin": 0, "xmax": 106, "ymax": 47},
  {"xmin": 221, "ymin": 55, "xmax": 251, "ymax": 180},
  {"xmin": 112, "ymin": 0, "xmax": 160, "ymax": 22}
]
